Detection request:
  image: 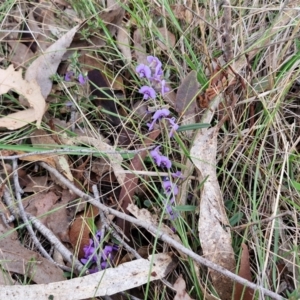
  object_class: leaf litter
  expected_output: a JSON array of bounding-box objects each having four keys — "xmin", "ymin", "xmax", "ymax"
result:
[{"xmin": 0, "ymin": 0, "xmax": 299, "ymax": 299}]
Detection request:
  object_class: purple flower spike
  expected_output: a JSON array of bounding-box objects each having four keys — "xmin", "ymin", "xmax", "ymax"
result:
[
  {"xmin": 160, "ymin": 155, "xmax": 172, "ymax": 169},
  {"xmin": 139, "ymin": 86, "xmax": 156, "ymax": 100},
  {"xmin": 78, "ymin": 74, "xmax": 88, "ymax": 85},
  {"xmin": 64, "ymin": 70, "xmax": 74, "ymax": 81},
  {"xmin": 150, "ymin": 146, "xmax": 162, "ymax": 166},
  {"xmin": 136, "ymin": 64, "xmax": 152, "ymax": 79}
]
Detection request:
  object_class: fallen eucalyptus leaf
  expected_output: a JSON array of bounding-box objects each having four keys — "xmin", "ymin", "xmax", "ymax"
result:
[
  {"xmin": 0, "ymin": 65, "xmax": 46, "ymax": 129},
  {"xmin": 1, "ymin": 253, "xmax": 176, "ymax": 300}
]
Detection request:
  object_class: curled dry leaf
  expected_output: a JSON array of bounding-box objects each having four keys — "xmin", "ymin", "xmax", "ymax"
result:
[
  {"xmin": 190, "ymin": 127, "xmax": 236, "ymax": 300},
  {"xmin": 1, "ymin": 253, "xmax": 176, "ymax": 300},
  {"xmin": 173, "ymin": 274, "xmax": 195, "ymax": 300},
  {"xmin": 25, "ymin": 25, "xmax": 79, "ymax": 99},
  {"xmin": 0, "ymin": 65, "xmax": 46, "ymax": 129}
]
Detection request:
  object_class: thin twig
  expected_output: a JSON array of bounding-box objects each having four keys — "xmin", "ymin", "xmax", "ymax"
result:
[
  {"xmin": 40, "ymin": 162, "xmax": 283, "ymax": 300},
  {"xmin": 12, "ymin": 159, "xmax": 56, "ymax": 265},
  {"xmin": 231, "ymin": 212, "xmax": 292, "ymax": 232}
]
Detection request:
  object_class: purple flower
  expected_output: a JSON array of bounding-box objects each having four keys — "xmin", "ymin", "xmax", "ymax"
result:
[
  {"xmin": 160, "ymin": 155, "xmax": 172, "ymax": 169},
  {"xmin": 152, "ymin": 108, "xmax": 170, "ymax": 120},
  {"xmin": 147, "ymin": 56, "xmax": 162, "ymax": 77},
  {"xmin": 64, "ymin": 70, "xmax": 74, "ymax": 81},
  {"xmin": 150, "ymin": 146, "xmax": 162, "ymax": 166},
  {"xmin": 139, "ymin": 86, "xmax": 156, "ymax": 100},
  {"xmin": 162, "ymin": 179, "xmax": 179, "ymax": 196},
  {"xmin": 102, "ymin": 245, "xmax": 118, "ymax": 260},
  {"xmin": 136, "ymin": 64, "xmax": 152, "ymax": 79},
  {"xmin": 166, "ymin": 117, "xmax": 179, "ymax": 137},
  {"xmin": 81, "ymin": 240, "xmax": 95, "ymax": 264},
  {"xmin": 147, "ymin": 108, "xmax": 170, "ymax": 131},
  {"xmin": 78, "ymin": 74, "xmax": 88, "ymax": 85}
]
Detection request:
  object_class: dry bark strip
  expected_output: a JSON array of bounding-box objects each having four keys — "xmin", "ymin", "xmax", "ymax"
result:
[
  {"xmin": 0, "ymin": 253, "xmax": 175, "ymax": 300},
  {"xmin": 190, "ymin": 127, "xmax": 236, "ymax": 300}
]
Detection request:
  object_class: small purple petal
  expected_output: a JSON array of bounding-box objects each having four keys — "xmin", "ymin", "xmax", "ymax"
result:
[
  {"xmin": 160, "ymin": 155, "xmax": 172, "ymax": 169},
  {"xmin": 64, "ymin": 70, "xmax": 74, "ymax": 81},
  {"xmin": 83, "ymin": 240, "xmax": 95, "ymax": 257},
  {"xmin": 136, "ymin": 64, "xmax": 152, "ymax": 79},
  {"xmin": 81, "ymin": 258, "xmax": 89, "ymax": 264},
  {"xmin": 150, "ymin": 146, "xmax": 162, "ymax": 166},
  {"xmin": 88, "ymin": 267, "xmax": 99, "ymax": 274},
  {"xmin": 139, "ymin": 86, "xmax": 156, "ymax": 100},
  {"xmin": 147, "ymin": 120, "xmax": 156, "ymax": 131},
  {"xmin": 162, "ymin": 180, "xmax": 178, "ymax": 195},
  {"xmin": 152, "ymin": 109, "xmax": 170, "ymax": 121},
  {"xmin": 171, "ymin": 171, "xmax": 184, "ymax": 179},
  {"xmin": 78, "ymin": 74, "xmax": 88, "ymax": 85},
  {"xmin": 147, "ymin": 56, "xmax": 162, "ymax": 76}
]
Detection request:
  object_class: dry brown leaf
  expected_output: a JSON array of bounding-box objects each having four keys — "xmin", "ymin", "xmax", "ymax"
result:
[
  {"xmin": 190, "ymin": 127, "xmax": 236, "ymax": 300},
  {"xmin": 8, "ymin": 41, "xmax": 35, "ymax": 68},
  {"xmin": 117, "ymin": 25, "xmax": 132, "ymax": 62},
  {"xmin": 175, "ymin": 70, "xmax": 199, "ymax": 137},
  {"xmin": 25, "ymin": 25, "xmax": 79, "ymax": 99},
  {"xmin": 173, "ymin": 275, "xmax": 195, "ymax": 300},
  {"xmin": 45, "ymin": 190, "xmax": 73, "ymax": 243},
  {"xmin": 156, "ymin": 27, "xmax": 176, "ymax": 50},
  {"xmin": 23, "ymin": 191, "xmax": 60, "ymax": 225},
  {"xmin": 133, "ymin": 28, "xmax": 148, "ymax": 65},
  {"xmin": 185, "ymin": 0, "xmax": 193, "ymax": 24},
  {"xmin": 0, "ymin": 65, "xmax": 46, "ymax": 129},
  {"xmin": 69, "ymin": 205, "xmax": 99, "ymax": 258},
  {"xmin": 127, "ymin": 203, "xmax": 187, "ymax": 259},
  {"xmin": 23, "ymin": 176, "xmax": 49, "ymax": 193},
  {"xmin": 1, "ymin": 253, "xmax": 176, "ymax": 299},
  {"xmin": 234, "ymin": 244, "xmax": 254, "ymax": 300},
  {"xmin": 0, "ymin": 222, "xmax": 65, "ymax": 284},
  {"xmin": 175, "ymin": 70, "xmax": 199, "ymax": 115}
]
